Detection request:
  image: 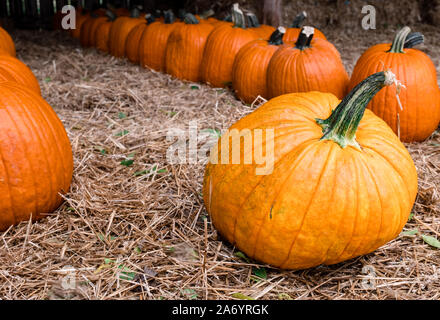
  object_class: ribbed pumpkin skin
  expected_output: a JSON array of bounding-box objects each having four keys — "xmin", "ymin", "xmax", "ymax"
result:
[
  {"xmin": 203, "ymin": 92, "xmax": 418, "ymax": 270},
  {"xmin": 200, "ymin": 25, "xmax": 260, "ymax": 87},
  {"xmin": 95, "ymin": 21, "xmax": 113, "ymax": 52},
  {"xmin": 0, "ymin": 27, "xmax": 15, "ymax": 57},
  {"xmin": 283, "ymin": 27, "xmax": 326, "ymax": 42},
  {"xmin": 253, "ymin": 25, "xmax": 276, "ymax": 40},
  {"xmin": 84, "ymin": 16, "xmax": 108, "ymax": 48},
  {"xmin": 139, "ymin": 21, "xmax": 182, "ymax": 71},
  {"xmin": 0, "ymin": 55, "xmax": 41, "ymax": 95},
  {"xmin": 267, "ymin": 39, "xmax": 349, "ymax": 99},
  {"xmin": 0, "ymin": 82, "xmax": 74, "ymax": 232},
  {"xmin": 79, "ymin": 16, "xmax": 96, "ymax": 47},
  {"xmin": 165, "ymin": 23, "xmax": 214, "ymax": 82},
  {"xmin": 232, "ymin": 40, "xmax": 280, "ymax": 103},
  {"xmin": 109, "ymin": 17, "xmax": 144, "ymax": 58},
  {"xmin": 125, "ymin": 23, "xmax": 149, "ymax": 63},
  {"xmin": 349, "ymin": 44, "xmax": 440, "ymax": 142},
  {"xmin": 71, "ymin": 13, "xmax": 90, "ymax": 39}
]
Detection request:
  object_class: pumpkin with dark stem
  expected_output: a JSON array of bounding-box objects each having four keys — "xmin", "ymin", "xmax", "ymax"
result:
[
  {"xmin": 0, "ymin": 27, "xmax": 15, "ymax": 57},
  {"xmin": 245, "ymin": 12, "xmax": 275, "ymax": 40},
  {"xmin": 267, "ymin": 26, "xmax": 348, "ymax": 99},
  {"xmin": 0, "ymin": 55, "xmax": 41, "ymax": 95},
  {"xmin": 0, "ymin": 82, "xmax": 74, "ymax": 232},
  {"xmin": 200, "ymin": 4, "xmax": 260, "ymax": 87},
  {"xmin": 283, "ymin": 11, "xmax": 326, "ymax": 43},
  {"xmin": 203, "ymin": 71, "xmax": 418, "ymax": 270},
  {"xmin": 139, "ymin": 10, "xmax": 182, "ymax": 72},
  {"xmin": 232, "ymin": 27, "xmax": 286, "ymax": 104},
  {"xmin": 125, "ymin": 14, "xmax": 156, "ymax": 63},
  {"xmin": 349, "ymin": 27, "xmax": 440, "ymax": 142},
  {"xmin": 165, "ymin": 14, "xmax": 214, "ymax": 82}
]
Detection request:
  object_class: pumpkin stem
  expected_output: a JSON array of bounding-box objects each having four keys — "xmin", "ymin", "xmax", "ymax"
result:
[
  {"xmin": 291, "ymin": 11, "xmax": 307, "ymax": 28},
  {"xmin": 404, "ymin": 32, "xmax": 424, "ymax": 48},
  {"xmin": 232, "ymin": 3, "xmax": 246, "ymax": 28},
  {"xmin": 164, "ymin": 10, "xmax": 176, "ymax": 24},
  {"xmin": 154, "ymin": 10, "xmax": 162, "ymax": 18},
  {"xmin": 200, "ymin": 9, "xmax": 215, "ymax": 19},
  {"xmin": 105, "ymin": 10, "xmax": 117, "ymax": 21},
  {"xmin": 246, "ymin": 12, "xmax": 260, "ymax": 28},
  {"xmin": 184, "ymin": 13, "xmax": 200, "ymax": 24},
  {"xmin": 145, "ymin": 13, "xmax": 156, "ymax": 24},
  {"xmin": 178, "ymin": 9, "xmax": 187, "ymax": 20},
  {"xmin": 268, "ymin": 27, "xmax": 286, "ymax": 45},
  {"xmin": 295, "ymin": 26, "xmax": 314, "ymax": 50},
  {"xmin": 316, "ymin": 71, "xmax": 397, "ymax": 149},
  {"xmin": 389, "ymin": 26, "xmax": 411, "ymax": 53},
  {"xmin": 130, "ymin": 7, "xmax": 141, "ymax": 18}
]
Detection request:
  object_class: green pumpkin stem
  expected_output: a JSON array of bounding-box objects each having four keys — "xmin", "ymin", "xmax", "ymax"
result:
[
  {"xmin": 184, "ymin": 13, "xmax": 200, "ymax": 24},
  {"xmin": 200, "ymin": 9, "xmax": 215, "ymax": 19},
  {"xmin": 291, "ymin": 11, "xmax": 307, "ymax": 28},
  {"xmin": 404, "ymin": 32, "xmax": 424, "ymax": 48},
  {"xmin": 295, "ymin": 26, "xmax": 314, "ymax": 50},
  {"xmin": 130, "ymin": 7, "xmax": 141, "ymax": 18},
  {"xmin": 164, "ymin": 10, "xmax": 176, "ymax": 24},
  {"xmin": 232, "ymin": 3, "xmax": 246, "ymax": 28},
  {"xmin": 268, "ymin": 27, "xmax": 285, "ymax": 45},
  {"xmin": 246, "ymin": 13, "xmax": 260, "ymax": 28},
  {"xmin": 316, "ymin": 71, "xmax": 396, "ymax": 149},
  {"xmin": 105, "ymin": 10, "xmax": 117, "ymax": 21},
  {"xmin": 389, "ymin": 26, "xmax": 411, "ymax": 53},
  {"xmin": 145, "ymin": 13, "xmax": 156, "ymax": 24}
]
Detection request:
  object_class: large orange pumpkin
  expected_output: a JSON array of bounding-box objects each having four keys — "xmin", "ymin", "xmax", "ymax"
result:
[
  {"xmin": 165, "ymin": 14, "xmax": 214, "ymax": 82},
  {"xmin": 232, "ymin": 27, "xmax": 285, "ymax": 104},
  {"xmin": 349, "ymin": 27, "xmax": 440, "ymax": 142},
  {"xmin": 200, "ymin": 4, "xmax": 260, "ymax": 87},
  {"xmin": 0, "ymin": 27, "xmax": 15, "ymax": 57},
  {"xmin": 0, "ymin": 55, "xmax": 41, "ymax": 95},
  {"xmin": 125, "ymin": 14, "xmax": 156, "ymax": 63},
  {"xmin": 108, "ymin": 8, "xmax": 144, "ymax": 58},
  {"xmin": 267, "ymin": 26, "xmax": 348, "ymax": 99},
  {"xmin": 203, "ymin": 71, "xmax": 418, "ymax": 270},
  {"xmin": 0, "ymin": 82, "xmax": 74, "ymax": 232},
  {"xmin": 283, "ymin": 11, "xmax": 326, "ymax": 42},
  {"xmin": 139, "ymin": 10, "xmax": 182, "ymax": 72}
]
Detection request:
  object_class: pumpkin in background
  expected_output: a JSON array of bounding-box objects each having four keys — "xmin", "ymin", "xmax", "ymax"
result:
[
  {"xmin": 200, "ymin": 4, "xmax": 260, "ymax": 87},
  {"xmin": 349, "ymin": 27, "xmax": 440, "ymax": 142},
  {"xmin": 125, "ymin": 14, "xmax": 156, "ymax": 63},
  {"xmin": 70, "ymin": 10, "xmax": 90, "ymax": 39},
  {"xmin": 139, "ymin": 10, "xmax": 182, "ymax": 72},
  {"xmin": 245, "ymin": 12, "xmax": 275, "ymax": 40},
  {"xmin": 109, "ymin": 8, "xmax": 144, "ymax": 58},
  {"xmin": 0, "ymin": 55, "xmax": 41, "ymax": 95},
  {"xmin": 267, "ymin": 26, "xmax": 348, "ymax": 99},
  {"xmin": 203, "ymin": 71, "xmax": 418, "ymax": 270},
  {"xmin": 0, "ymin": 81, "xmax": 74, "ymax": 232},
  {"xmin": 165, "ymin": 13, "xmax": 214, "ymax": 82},
  {"xmin": 80, "ymin": 13, "xmax": 107, "ymax": 48},
  {"xmin": 0, "ymin": 27, "xmax": 15, "ymax": 57},
  {"xmin": 232, "ymin": 27, "xmax": 285, "ymax": 104},
  {"xmin": 95, "ymin": 11, "xmax": 118, "ymax": 53},
  {"xmin": 283, "ymin": 11, "xmax": 326, "ymax": 42}
]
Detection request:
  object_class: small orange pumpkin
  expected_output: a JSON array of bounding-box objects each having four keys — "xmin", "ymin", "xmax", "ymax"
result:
[
  {"xmin": 0, "ymin": 82, "xmax": 74, "ymax": 231},
  {"xmin": 267, "ymin": 26, "xmax": 348, "ymax": 99},
  {"xmin": 165, "ymin": 14, "xmax": 214, "ymax": 82},
  {"xmin": 232, "ymin": 27, "xmax": 286, "ymax": 104},
  {"xmin": 349, "ymin": 27, "xmax": 440, "ymax": 142},
  {"xmin": 0, "ymin": 55, "xmax": 41, "ymax": 95},
  {"xmin": 203, "ymin": 71, "xmax": 418, "ymax": 270}
]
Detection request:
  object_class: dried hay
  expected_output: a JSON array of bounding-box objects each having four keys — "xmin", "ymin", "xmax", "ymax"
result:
[{"xmin": 0, "ymin": 25, "xmax": 439, "ymax": 300}]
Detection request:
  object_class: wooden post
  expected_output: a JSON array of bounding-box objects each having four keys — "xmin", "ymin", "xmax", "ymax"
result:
[{"xmin": 263, "ymin": 0, "xmax": 281, "ymax": 26}]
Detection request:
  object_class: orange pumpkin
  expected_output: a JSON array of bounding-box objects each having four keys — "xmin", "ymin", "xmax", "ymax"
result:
[
  {"xmin": 165, "ymin": 14, "xmax": 214, "ymax": 82},
  {"xmin": 200, "ymin": 4, "xmax": 260, "ymax": 87},
  {"xmin": 125, "ymin": 14, "xmax": 156, "ymax": 63},
  {"xmin": 70, "ymin": 10, "xmax": 90, "ymax": 39},
  {"xmin": 0, "ymin": 27, "xmax": 15, "ymax": 57},
  {"xmin": 139, "ymin": 10, "xmax": 182, "ymax": 72},
  {"xmin": 232, "ymin": 27, "xmax": 285, "ymax": 104},
  {"xmin": 245, "ymin": 12, "xmax": 276, "ymax": 40},
  {"xmin": 80, "ymin": 13, "xmax": 106, "ymax": 48},
  {"xmin": 0, "ymin": 82, "xmax": 74, "ymax": 231},
  {"xmin": 349, "ymin": 27, "xmax": 440, "ymax": 142},
  {"xmin": 109, "ymin": 8, "xmax": 144, "ymax": 58},
  {"xmin": 0, "ymin": 55, "xmax": 41, "ymax": 95},
  {"xmin": 95, "ymin": 11, "xmax": 117, "ymax": 53},
  {"xmin": 203, "ymin": 71, "xmax": 418, "ymax": 270},
  {"xmin": 283, "ymin": 11, "xmax": 326, "ymax": 42},
  {"xmin": 267, "ymin": 26, "xmax": 348, "ymax": 99}
]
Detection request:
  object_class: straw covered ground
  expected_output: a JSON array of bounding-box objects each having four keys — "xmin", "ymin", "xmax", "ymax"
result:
[{"xmin": 0, "ymin": 24, "xmax": 439, "ymax": 300}]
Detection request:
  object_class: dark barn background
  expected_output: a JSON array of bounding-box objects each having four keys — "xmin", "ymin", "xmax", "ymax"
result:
[{"xmin": 1, "ymin": 0, "xmax": 439, "ymax": 31}]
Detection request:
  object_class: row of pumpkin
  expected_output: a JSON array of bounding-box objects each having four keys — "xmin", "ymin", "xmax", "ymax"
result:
[
  {"xmin": 0, "ymin": 25, "xmax": 74, "ymax": 232},
  {"xmin": 59, "ymin": 4, "xmax": 440, "ymax": 143}
]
